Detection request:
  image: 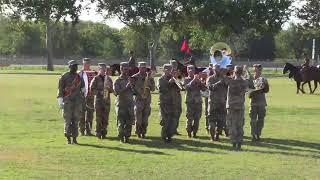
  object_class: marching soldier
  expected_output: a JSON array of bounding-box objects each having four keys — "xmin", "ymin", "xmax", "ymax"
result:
[
  {"xmin": 207, "ymin": 64, "xmax": 228, "ymax": 141},
  {"xmin": 209, "ymin": 66, "xmax": 248, "ymax": 150},
  {"xmin": 184, "ymin": 65, "xmax": 206, "ymax": 138},
  {"xmin": 226, "ymin": 66, "xmax": 249, "ymax": 150},
  {"xmin": 78, "ymin": 58, "xmax": 97, "ymax": 136},
  {"xmin": 90, "ymin": 63, "xmax": 113, "ymax": 139},
  {"xmin": 204, "ymin": 63, "xmax": 214, "ymax": 133},
  {"xmin": 170, "ymin": 60, "xmax": 182, "ymax": 135},
  {"xmin": 57, "ymin": 60, "xmax": 85, "ymax": 144},
  {"xmin": 248, "ymin": 64, "xmax": 269, "ymax": 142},
  {"xmin": 132, "ymin": 62, "xmax": 156, "ymax": 138},
  {"xmin": 114, "ymin": 62, "xmax": 135, "ymax": 143},
  {"xmin": 158, "ymin": 64, "xmax": 177, "ymax": 143}
]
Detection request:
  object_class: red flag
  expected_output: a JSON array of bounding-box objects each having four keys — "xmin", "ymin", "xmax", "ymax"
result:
[{"xmin": 180, "ymin": 37, "xmax": 190, "ymax": 54}]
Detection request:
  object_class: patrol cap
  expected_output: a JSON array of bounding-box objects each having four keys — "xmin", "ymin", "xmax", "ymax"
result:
[
  {"xmin": 234, "ymin": 65, "xmax": 243, "ymax": 74},
  {"xmin": 98, "ymin": 63, "xmax": 107, "ymax": 68},
  {"xmin": 187, "ymin": 65, "xmax": 195, "ymax": 70},
  {"xmin": 68, "ymin": 60, "xmax": 78, "ymax": 66},
  {"xmin": 170, "ymin": 59, "xmax": 178, "ymax": 65},
  {"xmin": 82, "ymin": 58, "xmax": 91, "ymax": 63},
  {"xmin": 138, "ymin": 61, "xmax": 147, "ymax": 68},
  {"xmin": 120, "ymin": 62, "xmax": 129, "ymax": 68},
  {"xmin": 163, "ymin": 64, "xmax": 172, "ymax": 70},
  {"xmin": 253, "ymin": 64, "xmax": 262, "ymax": 70}
]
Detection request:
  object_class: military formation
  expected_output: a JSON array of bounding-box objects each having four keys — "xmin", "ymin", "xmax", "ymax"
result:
[{"xmin": 57, "ymin": 56, "xmax": 269, "ymax": 150}]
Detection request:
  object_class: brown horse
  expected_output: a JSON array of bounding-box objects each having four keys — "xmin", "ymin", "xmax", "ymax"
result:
[
  {"xmin": 110, "ymin": 63, "xmax": 150, "ymax": 76},
  {"xmin": 283, "ymin": 63, "xmax": 320, "ymax": 94},
  {"xmin": 171, "ymin": 59, "xmax": 207, "ymax": 77}
]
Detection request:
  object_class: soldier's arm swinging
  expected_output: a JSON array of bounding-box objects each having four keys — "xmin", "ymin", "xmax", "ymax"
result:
[
  {"xmin": 57, "ymin": 76, "xmax": 64, "ymax": 98},
  {"xmin": 158, "ymin": 78, "xmax": 169, "ymax": 93},
  {"xmin": 113, "ymin": 79, "xmax": 130, "ymax": 96},
  {"xmin": 149, "ymin": 78, "xmax": 156, "ymax": 92},
  {"xmin": 90, "ymin": 77, "xmax": 100, "ymax": 96},
  {"xmin": 263, "ymin": 79, "xmax": 269, "ymax": 93}
]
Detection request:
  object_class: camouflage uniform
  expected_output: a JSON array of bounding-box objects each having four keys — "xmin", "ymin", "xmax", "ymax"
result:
[
  {"xmin": 132, "ymin": 64, "xmax": 155, "ymax": 138},
  {"xmin": 184, "ymin": 76, "xmax": 205, "ymax": 137},
  {"xmin": 114, "ymin": 63, "xmax": 134, "ymax": 142},
  {"xmin": 170, "ymin": 60, "xmax": 182, "ymax": 134},
  {"xmin": 206, "ymin": 74, "xmax": 228, "ymax": 140},
  {"xmin": 248, "ymin": 65, "xmax": 269, "ymax": 141},
  {"xmin": 204, "ymin": 97, "xmax": 209, "ymax": 131},
  {"xmin": 158, "ymin": 65, "xmax": 177, "ymax": 142},
  {"xmin": 224, "ymin": 69, "xmax": 249, "ymax": 149},
  {"xmin": 78, "ymin": 60, "xmax": 97, "ymax": 135},
  {"xmin": 57, "ymin": 60, "xmax": 85, "ymax": 144},
  {"xmin": 90, "ymin": 70, "xmax": 113, "ymax": 139}
]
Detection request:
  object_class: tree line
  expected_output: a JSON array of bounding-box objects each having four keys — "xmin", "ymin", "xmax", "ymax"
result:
[{"xmin": 0, "ymin": 0, "xmax": 319, "ymax": 70}]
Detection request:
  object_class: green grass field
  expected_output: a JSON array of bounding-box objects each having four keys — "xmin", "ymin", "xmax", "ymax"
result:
[{"xmin": 0, "ymin": 74, "xmax": 319, "ymax": 179}]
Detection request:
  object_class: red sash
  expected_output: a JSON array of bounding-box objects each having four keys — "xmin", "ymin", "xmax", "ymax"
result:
[
  {"xmin": 63, "ymin": 74, "xmax": 81, "ymax": 98},
  {"xmin": 84, "ymin": 71, "xmax": 96, "ymax": 97}
]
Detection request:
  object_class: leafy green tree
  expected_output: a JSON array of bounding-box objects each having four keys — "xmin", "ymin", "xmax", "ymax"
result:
[
  {"xmin": 79, "ymin": 22, "xmax": 123, "ymax": 59},
  {"xmin": 6, "ymin": 0, "xmax": 83, "ymax": 70},
  {"xmin": 96, "ymin": 0, "xmax": 184, "ymax": 69}
]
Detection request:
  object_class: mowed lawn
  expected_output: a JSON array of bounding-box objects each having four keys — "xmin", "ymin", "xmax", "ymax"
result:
[{"xmin": 0, "ymin": 74, "xmax": 319, "ymax": 180}]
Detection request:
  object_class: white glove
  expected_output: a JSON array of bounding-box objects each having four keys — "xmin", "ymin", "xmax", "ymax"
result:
[{"xmin": 57, "ymin": 97, "xmax": 64, "ymax": 109}]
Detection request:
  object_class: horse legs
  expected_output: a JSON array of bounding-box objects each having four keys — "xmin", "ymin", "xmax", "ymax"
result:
[
  {"xmin": 299, "ymin": 82, "xmax": 305, "ymax": 94},
  {"xmin": 308, "ymin": 81, "xmax": 312, "ymax": 94},
  {"xmin": 312, "ymin": 81, "xmax": 318, "ymax": 94}
]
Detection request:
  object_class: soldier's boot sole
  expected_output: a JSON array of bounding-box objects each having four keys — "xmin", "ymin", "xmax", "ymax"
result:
[
  {"xmin": 252, "ymin": 136, "xmax": 257, "ymax": 142},
  {"xmin": 232, "ymin": 143, "xmax": 237, "ymax": 149},
  {"xmin": 187, "ymin": 132, "xmax": 192, "ymax": 138},
  {"xmin": 214, "ymin": 133, "xmax": 220, "ymax": 141},
  {"xmin": 72, "ymin": 137, "xmax": 78, "ymax": 144},
  {"xmin": 192, "ymin": 132, "xmax": 197, "ymax": 138},
  {"xmin": 237, "ymin": 143, "xmax": 242, "ymax": 151},
  {"xmin": 67, "ymin": 137, "xmax": 72, "ymax": 145},
  {"xmin": 257, "ymin": 135, "xmax": 261, "ymax": 141},
  {"xmin": 124, "ymin": 137, "xmax": 129, "ymax": 143}
]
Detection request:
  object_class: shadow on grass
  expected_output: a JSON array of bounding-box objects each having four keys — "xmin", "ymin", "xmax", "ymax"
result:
[
  {"xmin": 130, "ymin": 136, "xmax": 229, "ymax": 154},
  {"xmin": 77, "ymin": 143, "xmax": 171, "ymax": 156},
  {"xmin": 77, "ymin": 135, "xmax": 320, "ymax": 158},
  {"xmin": 247, "ymin": 138, "xmax": 320, "ymax": 153}
]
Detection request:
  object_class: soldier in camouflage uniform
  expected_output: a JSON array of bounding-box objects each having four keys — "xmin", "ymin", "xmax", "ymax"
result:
[
  {"xmin": 90, "ymin": 63, "xmax": 113, "ymax": 139},
  {"xmin": 79, "ymin": 58, "xmax": 97, "ymax": 136},
  {"xmin": 226, "ymin": 66, "xmax": 248, "ymax": 150},
  {"xmin": 184, "ymin": 65, "xmax": 206, "ymax": 138},
  {"xmin": 206, "ymin": 64, "xmax": 228, "ymax": 141},
  {"xmin": 132, "ymin": 62, "xmax": 156, "ymax": 138},
  {"xmin": 248, "ymin": 64, "xmax": 269, "ymax": 142},
  {"xmin": 204, "ymin": 63, "xmax": 214, "ymax": 133},
  {"xmin": 57, "ymin": 60, "xmax": 85, "ymax": 144},
  {"xmin": 114, "ymin": 62, "xmax": 135, "ymax": 143},
  {"xmin": 158, "ymin": 64, "xmax": 177, "ymax": 143},
  {"xmin": 170, "ymin": 60, "xmax": 182, "ymax": 135},
  {"xmin": 211, "ymin": 66, "xmax": 248, "ymax": 150}
]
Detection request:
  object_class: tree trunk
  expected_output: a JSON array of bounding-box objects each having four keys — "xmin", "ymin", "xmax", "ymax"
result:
[
  {"xmin": 149, "ymin": 29, "xmax": 161, "ymax": 70},
  {"xmin": 46, "ymin": 21, "xmax": 54, "ymax": 71}
]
